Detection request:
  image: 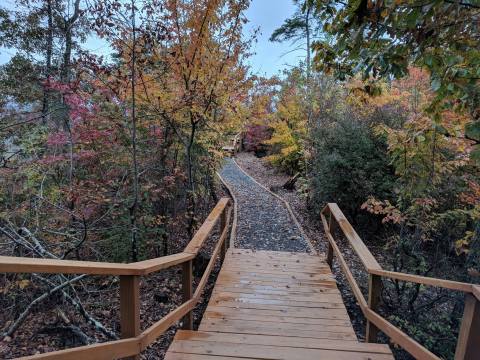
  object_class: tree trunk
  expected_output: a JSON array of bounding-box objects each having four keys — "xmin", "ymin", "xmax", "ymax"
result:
[
  {"xmin": 129, "ymin": 0, "xmax": 139, "ymax": 262},
  {"xmin": 41, "ymin": 0, "xmax": 53, "ymax": 125}
]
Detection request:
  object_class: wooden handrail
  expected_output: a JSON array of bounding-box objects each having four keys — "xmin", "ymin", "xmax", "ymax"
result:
[
  {"xmin": 321, "ymin": 203, "xmax": 480, "ymax": 360},
  {"xmin": 3, "ymin": 197, "xmax": 232, "ymax": 360},
  {"xmin": 0, "ymin": 252, "xmax": 195, "ymax": 276},
  {"xmin": 369, "ymin": 268, "xmax": 474, "ymax": 293}
]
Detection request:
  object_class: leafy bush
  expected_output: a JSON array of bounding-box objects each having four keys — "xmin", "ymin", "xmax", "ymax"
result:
[{"xmin": 309, "ymin": 113, "xmax": 397, "ymax": 227}]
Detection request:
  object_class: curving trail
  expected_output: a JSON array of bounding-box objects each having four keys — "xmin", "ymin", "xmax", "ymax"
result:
[{"xmin": 219, "ymin": 158, "xmax": 311, "ymax": 253}]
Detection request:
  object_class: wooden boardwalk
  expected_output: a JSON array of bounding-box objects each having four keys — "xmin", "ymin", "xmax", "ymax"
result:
[{"xmin": 165, "ymin": 248, "xmax": 394, "ymax": 360}]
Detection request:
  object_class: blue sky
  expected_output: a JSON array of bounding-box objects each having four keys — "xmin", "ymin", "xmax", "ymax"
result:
[
  {"xmin": 244, "ymin": 0, "xmax": 304, "ymax": 77},
  {"xmin": 0, "ymin": 0, "xmax": 302, "ymax": 77}
]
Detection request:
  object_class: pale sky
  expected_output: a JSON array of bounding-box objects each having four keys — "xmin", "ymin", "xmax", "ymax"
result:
[{"xmin": 0, "ymin": 0, "xmax": 303, "ymax": 77}]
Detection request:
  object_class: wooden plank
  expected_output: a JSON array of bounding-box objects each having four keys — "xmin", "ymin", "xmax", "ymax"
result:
[
  {"xmin": 325, "ymin": 203, "xmax": 381, "ymax": 271},
  {"xmin": 141, "ymin": 299, "xmax": 196, "ymax": 348},
  {"xmin": 200, "ymin": 318, "xmax": 355, "ymax": 335},
  {"xmin": 365, "ymin": 308, "xmax": 439, "ymax": 360},
  {"xmin": 217, "ymin": 273, "xmax": 334, "ymax": 284},
  {"xmin": 203, "ymin": 310, "xmax": 351, "ymax": 326},
  {"xmin": 212, "ymin": 290, "xmax": 343, "ymax": 302},
  {"xmin": 168, "ymin": 340, "xmax": 393, "ymax": 359},
  {"xmin": 223, "ymin": 262, "xmax": 328, "ymax": 272},
  {"xmin": 225, "ymin": 257, "xmax": 331, "ymax": 273},
  {"xmin": 228, "ymin": 251, "xmax": 322, "ymax": 263},
  {"xmin": 217, "ymin": 271, "xmax": 334, "ymax": 283},
  {"xmin": 0, "ymin": 255, "xmax": 141, "ymax": 275},
  {"xmin": 175, "ymin": 331, "xmax": 393, "ymax": 354},
  {"xmin": 215, "ymin": 278, "xmax": 337, "ymax": 290},
  {"xmin": 19, "ymin": 338, "xmax": 141, "ymax": 360},
  {"xmin": 184, "ymin": 198, "xmax": 230, "ymax": 255},
  {"xmin": 0, "ymin": 252, "xmax": 195, "ymax": 276},
  {"xmin": 210, "ymin": 295, "xmax": 346, "ymax": 309},
  {"xmin": 135, "ymin": 252, "xmax": 195, "ymax": 275},
  {"xmin": 369, "ymin": 268, "xmax": 473, "ymax": 293},
  {"xmin": 213, "ymin": 284, "xmax": 339, "ymax": 295},
  {"xmin": 221, "ymin": 266, "xmax": 331, "ymax": 277},
  {"xmin": 166, "ymin": 354, "xmax": 246, "ymax": 360},
  {"xmin": 205, "ymin": 305, "xmax": 350, "ymax": 319},
  {"xmin": 473, "ymin": 285, "xmax": 480, "ymax": 301},
  {"xmin": 198, "ymin": 324, "xmax": 357, "ymax": 340}
]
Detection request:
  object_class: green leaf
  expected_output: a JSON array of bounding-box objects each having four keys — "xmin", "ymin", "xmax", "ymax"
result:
[
  {"xmin": 465, "ymin": 122, "xmax": 480, "ymax": 141},
  {"xmin": 471, "ymin": 145, "xmax": 480, "ymax": 165},
  {"xmin": 431, "ymin": 78, "xmax": 441, "ymax": 92}
]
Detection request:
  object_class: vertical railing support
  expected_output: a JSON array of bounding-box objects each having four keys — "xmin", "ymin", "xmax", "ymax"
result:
[
  {"xmin": 120, "ymin": 275, "xmax": 140, "ymax": 360},
  {"xmin": 221, "ymin": 207, "xmax": 229, "ymax": 259},
  {"xmin": 182, "ymin": 260, "xmax": 193, "ymax": 330},
  {"xmin": 366, "ymin": 274, "xmax": 382, "ymax": 343},
  {"xmin": 455, "ymin": 293, "xmax": 480, "ymax": 359},
  {"xmin": 326, "ymin": 212, "xmax": 335, "ymax": 267}
]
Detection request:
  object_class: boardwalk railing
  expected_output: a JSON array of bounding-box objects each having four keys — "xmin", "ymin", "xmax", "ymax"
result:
[
  {"xmin": 221, "ymin": 132, "xmax": 242, "ymax": 156},
  {"xmin": 0, "ymin": 198, "xmax": 232, "ymax": 360},
  {"xmin": 321, "ymin": 203, "xmax": 480, "ymax": 360}
]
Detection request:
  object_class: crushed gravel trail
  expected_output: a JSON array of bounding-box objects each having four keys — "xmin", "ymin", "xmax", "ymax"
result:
[{"xmin": 219, "ymin": 158, "xmax": 311, "ymax": 253}]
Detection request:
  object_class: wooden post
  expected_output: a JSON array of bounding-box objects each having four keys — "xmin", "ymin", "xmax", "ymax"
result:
[
  {"xmin": 120, "ymin": 275, "xmax": 140, "ymax": 360},
  {"xmin": 182, "ymin": 260, "xmax": 193, "ymax": 330},
  {"xmin": 455, "ymin": 293, "xmax": 480, "ymax": 359},
  {"xmin": 220, "ymin": 208, "xmax": 228, "ymax": 259},
  {"xmin": 366, "ymin": 274, "xmax": 382, "ymax": 343},
  {"xmin": 326, "ymin": 212, "xmax": 335, "ymax": 267}
]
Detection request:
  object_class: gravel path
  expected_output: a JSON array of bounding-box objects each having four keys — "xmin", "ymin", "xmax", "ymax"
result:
[{"xmin": 219, "ymin": 158, "xmax": 311, "ymax": 253}]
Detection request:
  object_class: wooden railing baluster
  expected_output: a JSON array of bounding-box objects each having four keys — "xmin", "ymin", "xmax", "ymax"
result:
[
  {"xmin": 181, "ymin": 260, "xmax": 193, "ymax": 330},
  {"xmin": 455, "ymin": 292, "xmax": 480, "ymax": 360},
  {"xmin": 119, "ymin": 275, "xmax": 141, "ymax": 360},
  {"xmin": 221, "ymin": 206, "xmax": 228, "ymax": 259},
  {"xmin": 326, "ymin": 211, "xmax": 335, "ymax": 267},
  {"xmin": 366, "ymin": 273, "xmax": 382, "ymax": 343}
]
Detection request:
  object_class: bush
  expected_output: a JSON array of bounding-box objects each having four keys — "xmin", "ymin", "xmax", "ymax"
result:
[{"xmin": 309, "ymin": 114, "xmax": 396, "ymax": 228}]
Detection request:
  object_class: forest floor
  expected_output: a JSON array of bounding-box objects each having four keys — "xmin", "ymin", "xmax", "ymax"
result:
[{"xmin": 0, "ymin": 192, "xmax": 226, "ymax": 359}]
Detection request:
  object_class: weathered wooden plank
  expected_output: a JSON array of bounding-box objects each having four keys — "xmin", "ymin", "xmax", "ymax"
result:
[
  {"xmin": 174, "ymin": 331, "xmax": 393, "ymax": 354},
  {"xmin": 198, "ymin": 324, "xmax": 357, "ymax": 340},
  {"xmin": 168, "ymin": 340, "xmax": 395, "ymax": 359},
  {"xmin": 19, "ymin": 339, "xmax": 140, "ymax": 360},
  {"xmin": 204, "ymin": 305, "xmax": 350, "ymax": 319},
  {"xmin": 203, "ymin": 310, "xmax": 351, "ymax": 326},
  {"xmin": 211, "ymin": 290, "xmax": 344, "ymax": 303},
  {"xmin": 213, "ymin": 284, "xmax": 339, "ymax": 295},
  {"xmin": 210, "ymin": 296, "xmax": 346, "ymax": 309},
  {"xmin": 200, "ymin": 318, "xmax": 356, "ymax": 334}
]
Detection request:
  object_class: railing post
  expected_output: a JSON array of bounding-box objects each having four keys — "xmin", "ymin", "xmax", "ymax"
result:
[
  {"xmin": 182, "ymin": 260, "xmax": 193, "ymax": 330},
  {"xmin": 366, "ymin": 274, "xmax": 382, "ymax": 343},
  {"xmin": 120, "ymin": 275, "xmax": 140, "ymax": 360},
  {"xmin": 221, "ymin": 207, "xmax": 229, "ymax": 259},
  {"xmin": 455, "ymin": 293, "xmax": 480, "ymax": 359},
  {"xmin": 326, "ymin": 211, "xmax": 335, "ymax": 267}
]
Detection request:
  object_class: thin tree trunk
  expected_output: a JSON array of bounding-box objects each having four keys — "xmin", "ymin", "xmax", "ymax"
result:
[
  {"xmin": 41, "ymin": 0, "xmax": 53, "ymax": 125},
  {"xmin": 129, "ymin": 0, "xmax": 140, "ymax": 262}
]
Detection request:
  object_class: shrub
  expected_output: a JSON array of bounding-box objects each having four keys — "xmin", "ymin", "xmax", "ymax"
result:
[{"xmin": 309, "ymin": 113, "xmax": 397, "ymax": 228}]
